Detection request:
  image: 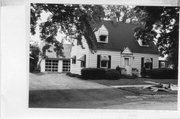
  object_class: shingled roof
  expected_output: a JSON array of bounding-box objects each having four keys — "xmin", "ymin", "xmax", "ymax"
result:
[{"xmin": 96, "ymin": 21, "xmax": 159, "ymax": 54}]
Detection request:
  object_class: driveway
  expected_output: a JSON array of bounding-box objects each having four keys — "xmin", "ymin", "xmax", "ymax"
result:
[{"xmin": 29, "ymin": 73, "xmax": 110, "ymax": 90}]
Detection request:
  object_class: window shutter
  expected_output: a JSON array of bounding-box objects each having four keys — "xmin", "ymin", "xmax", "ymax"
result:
[
  {"xmin": 141, "ymin": 57, "xmax": 144, "ymax": 68},
  {"xmin": 97, "ymin": 55, "xmax": 100, "ymax": 68},
  {"xmin": 84, "ymin": 55, "xmax": 86, "ymax": 68},
  {"xmin": 151, "ymin": 58, "xmax": 153, "ymax": 69},
  {"xmin": 108, "ymin": 55, "xmax": 111, "ymax": 69}
]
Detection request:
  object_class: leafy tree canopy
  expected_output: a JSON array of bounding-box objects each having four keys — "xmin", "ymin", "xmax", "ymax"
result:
[
  {"xmin": 134, "ymin": 6, "xmax": 179, "ymax": 69},
  {"xmin": 31, "ymin": 3, "xmax": 105, "ymax": 54},
  {"xmin": 31, "ymin": 4, "xmax": 179, "ymax": 68}
]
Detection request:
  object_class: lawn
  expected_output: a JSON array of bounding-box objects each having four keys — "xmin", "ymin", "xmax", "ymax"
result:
[{"xmin": 87, "ymin": 78, "xmax": 178, "ymax": 86}]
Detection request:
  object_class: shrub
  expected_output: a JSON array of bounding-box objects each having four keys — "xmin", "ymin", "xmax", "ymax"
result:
[
  {"xmin": 105, "ymin": 69, "xmax": 120, "ymax": 80},
  {"xmin": 66, "ymin": 72, "xmax": 81, "ymax": 78},
  {"xmin": 81, "ymin": 68, "xmax": 121, "ymax": 80},
  {"xmin": 121, "ymin": 74, "xmax": 137, "ymax": 79},
  {"xmin": 148, "ymin": 68, "xmax": 177, "ymax": 79},
  {"xmin": 141, "ymin": 67, "xmax": 146, "ymax": 77},
  {"xmin": 81, "ymin": 68, "xmax": 106, "ymax": 79}
]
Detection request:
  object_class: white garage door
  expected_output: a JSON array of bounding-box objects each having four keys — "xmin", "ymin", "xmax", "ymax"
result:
[
  {"xmin": 62, "ymin": 60, "xmax": 70, "ymax": 72},
  {"xmin": 45, "ymin": 60, "xmax": 58, "ymax": 72}
]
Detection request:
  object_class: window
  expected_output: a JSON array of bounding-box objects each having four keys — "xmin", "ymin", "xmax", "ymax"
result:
[
  {"xmin": 142, "ymin": 57, "xmax": 153, "ymax": 70},
  {"xmin": 72, "ymin": 56, "xmax": 76, "ymax": 64},
  {"xmin": 45, "ymin": 60, "xmax": 58, "ymax": 72},
  {"xmin": 137, "ymin": 39, "xmax": 149, "ymax": 47},
  {"xmin": 97, "ymin": 55, "xmax": 111, "ymax": 68},
  {"xmin": 145, "ymin": 62, "xmax": 152, "ymax": 69},
  {"xmin": 124, "ymin": 58, "xmax": 129, "ymax": 66},
  {"xmin": 81, "ymin": 61, "xmax": 86, "ymax": 68},
  {"xmin": 101, "ymin": 60, "xmax": 108, "ymax": 68},
  {"xmin": 99, "ymin": 35, "xmax": 107, "ymax": 42}
]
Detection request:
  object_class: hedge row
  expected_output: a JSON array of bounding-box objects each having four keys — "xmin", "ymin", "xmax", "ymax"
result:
[
  {"xmin": 147, "ymin": 68, "xmax": 177, "ymax": 79},
  {"xmin": 81, "ymin": 68, "xmax": 120, "ymax": 80}
]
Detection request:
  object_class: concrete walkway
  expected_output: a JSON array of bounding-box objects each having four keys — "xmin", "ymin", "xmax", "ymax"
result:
[
  {"xmin": 29, "ymin": 73, "xmax": 111, "ymax": 90},
  {"xmin": 110, "ymin": 85, "xmax": 154, "ymax": 88}
]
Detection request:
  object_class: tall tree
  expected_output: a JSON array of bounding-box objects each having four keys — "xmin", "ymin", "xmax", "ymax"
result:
[
  {"xmin": 104, "ymin": 5, "xmax": 143, "ymax": 24},
  {"xmin": 31, "ymin": 4, "xmax": 105, "ymax": 54},
  {"xmin": 134, "ymin": 6, "xmax": 179, "ymax": 69}
]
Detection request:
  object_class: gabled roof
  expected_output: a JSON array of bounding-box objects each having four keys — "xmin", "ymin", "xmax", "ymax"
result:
[
  {"xmin": 96, "ymin": 21, "xmax": 159, "ymax": 54},
  {"xmin": 62, "ymin": 44, "xmax": 72, "ymax": 58}
]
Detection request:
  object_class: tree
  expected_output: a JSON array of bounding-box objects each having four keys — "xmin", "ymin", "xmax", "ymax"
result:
[
  {"xmin": 30, "ymin": 4, "xmax": 105, "ymax": 53},
  {"xmin": 134, "ymin": 6, "xmax": 179, "ymax": 69},
  {"xmin": 31, "ymin": 4, "xmax": 179, "ymax": 69},
  {"xmin": 30, "ymin": 43, "xmax": 40, "ymax": 72},
  {"xmin": 104, "ymin": 5, "xmax": 143, "ymax": 24}
]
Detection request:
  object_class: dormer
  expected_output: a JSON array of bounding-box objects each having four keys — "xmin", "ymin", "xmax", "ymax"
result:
[
  {"xmin": 95, "ymin": 25, "xmax": 108, "ymax": 43},
  {"xmin": 137, "ymin": 38, "xmax": 149, "ymax": 47}
]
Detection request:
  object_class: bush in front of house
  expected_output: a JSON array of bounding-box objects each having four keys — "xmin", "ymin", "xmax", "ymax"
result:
[
  {"xmin": 105, "ymin": 69, "xmax": 120, "ymax": 80},
  {"xmin": 148, "ymin": 68, "xmax": 177, "ymax": 79},
  {"xmin": 81, "ymin": 68, "xmax": 120, "ymax": 80},
  {"xmin": 140, "ymin": 67, "xmax": 147, "ymax": 77},
  {"xmin": 66, "ymin": 72, "xmax": 81, "ymax": 78},
  {"xmin": 81, "ymin": 68, "xmax": 106, "ymax": 79},
  {"xmin": 121, "ymin": 74, "xmax": 138, "ymax": 79}
]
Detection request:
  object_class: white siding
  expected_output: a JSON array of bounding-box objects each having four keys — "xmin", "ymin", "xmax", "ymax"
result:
[
  {"xmin": 88, "ymin": 51, "xmax": 159, "ymax": 77},
  {"xmin": 40, "ymin": 59, "xmax": 45, "ymax": 72},
  {"xmin": 58, "ymin": 60, "xmax": 62, "ymax": 72},
  {"xmin": 132, "ymin": 53, "xmax": 159, "ymax": 76},
  {"xmin": 70, "ymin": 37, "xmax": 90, "ymax": 74},
  {"xmin": 88, "ymin": 50, "xmax": 122, "ymax": 69}
]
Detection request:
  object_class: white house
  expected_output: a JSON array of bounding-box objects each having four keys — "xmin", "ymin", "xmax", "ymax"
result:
[
  {"xmin": 39, "ymin": 42, "xmax": 72, "ymax": 72},
  {"xmin": 70, "ymin": 21, "xmax": 159, "ymax": 77}
]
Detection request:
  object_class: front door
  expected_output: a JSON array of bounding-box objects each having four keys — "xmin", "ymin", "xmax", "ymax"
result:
[{"xmin": 123, "ymin": 57, "xmax": 132, "ymax": 75}]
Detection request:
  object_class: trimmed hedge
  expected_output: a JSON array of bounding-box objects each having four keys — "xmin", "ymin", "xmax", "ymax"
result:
[
  {"xmin": 106, "ymin": 69, "xmax": 120, "ymax": 80},
  {"xmin": 81, "ymin": 68, "xmax": 106, "ymax": 79},
  {"xmin": 81, "ymin": 68, "xmax": 120, "ymax": 80},
  {"xmin": 147, "ymin": 68, "xmax": 177, "ymax": 79},
  {"xmin": 66, "ymin": 72, "xmax": 81, "ymax": 78}
]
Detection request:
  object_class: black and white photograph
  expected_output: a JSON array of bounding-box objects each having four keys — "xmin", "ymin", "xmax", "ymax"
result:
[
  {"xmin": 1, "ymin": 0, "xmax": 180, "ymax": 119},
  {"xmin": 29, "ymin": 3, "xmax": 179, "ymax": 110}
]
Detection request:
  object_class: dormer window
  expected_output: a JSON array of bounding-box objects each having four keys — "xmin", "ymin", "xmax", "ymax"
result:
[
  {"xmin": 137, "ymin": 39, "xmax": 149, "ymax": 47},
  {"xmin": 99, "ymin": 35, "xmax": 107, "ymax": 42},
  {"xmin": 95, "ymin": 25, "xmax": 108, "ymax": 43}
]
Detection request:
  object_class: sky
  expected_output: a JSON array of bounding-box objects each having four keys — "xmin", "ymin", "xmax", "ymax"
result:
[{"xmin": 30, "ymin": 10, "xmax": 70, "ymax": 45}]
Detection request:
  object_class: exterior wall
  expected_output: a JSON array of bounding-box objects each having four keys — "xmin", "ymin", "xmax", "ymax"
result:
[
  {"xmin": 88, "ymin": 50, "xmax": 122, "ymax": 69},
  {"xmin": 58, "ymin": 60, "xmax": 63, "ymax": 72},
  {"xmin": 132, "ymin": 53, "xmax": 159, "ymax": 76},
  {"xmin": 88, "ymin": 50, "xmax": 159, "ymax": 77},
  {"xmin": 40, "ymin": 59, "xmax": 45, "ymax": 72},
  {"xmin": 95, "ymin": 25, "xmax": 109, "ymax": 43},
  {"xmin": 70, "ymin": 37, "xmax": 90, "ymax": 74}
]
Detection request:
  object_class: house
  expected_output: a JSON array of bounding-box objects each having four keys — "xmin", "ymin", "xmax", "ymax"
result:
[
  {"xmin": 70, "ymin": 21, "xmax": 159, "ymax": 77},
  {"xmin": 39, "ymin": 42, "xmax": 72, "ymax": 72}
]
